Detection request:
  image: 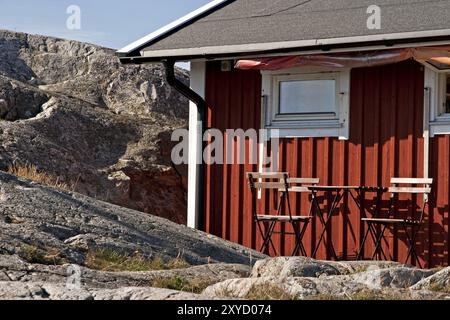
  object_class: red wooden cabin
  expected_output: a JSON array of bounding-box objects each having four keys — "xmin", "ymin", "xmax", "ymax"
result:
[{"xmin": 118, "ymin": 0, "xmax": 450, "ymax": 267}]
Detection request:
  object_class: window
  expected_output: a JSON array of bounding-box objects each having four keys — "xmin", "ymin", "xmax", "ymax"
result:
[
  {"xmin": 279, "ymin": 79, "xmax": 336, "ymax": 115},
  {"xmin": 442, "ymin": 73, "xmax": 450, "ymax": 115},
  {"xmin": 424, "ymin": 65, "xmax": 450, "ymax": 136},
  {"xmin": 262, "ymin": 70, "xmax": 350, "ymax": 139},
  {"xmin": 435, "ymin": 71, "xmax": 450, "ymax": 118}
]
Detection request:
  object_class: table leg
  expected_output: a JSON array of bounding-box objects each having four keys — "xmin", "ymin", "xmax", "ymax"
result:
[
  {"xmin": 312, "ymin": 190, "xmax": 341, "ymax": 260},
  {"xmin": 353, "ymin": 189, "xmax": 387, "ymax": 260}
]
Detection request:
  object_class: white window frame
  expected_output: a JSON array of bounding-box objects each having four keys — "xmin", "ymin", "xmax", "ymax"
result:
[
  {"xmin": 424, "ymin": 65, "xmax": 450, "ymax": 136},
  {"xmin": 261, "ymin": 67, "xmax": 350, "ymax": 140}
]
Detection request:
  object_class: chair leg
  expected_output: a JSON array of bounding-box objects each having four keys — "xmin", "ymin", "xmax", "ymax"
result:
[
  {"xmin": 299, "ymin": 222, "xmax": 310, "ymax": 256},
  {"xmin": 358, "ymin": 222, "xmax": 389, "ymax": 261},
  {"xmin": 291, "ymin": 221, "xmax": 309, "ymax": 257},
  {"xmin": 260, "ymin": 220, "xmax": 278, "ymax": 255},
  {"xmin": 256, "ymin": 220, "xmax": 275, "ymax": 254},
  {"xmin": 371, "ymin": 224, "xmax": 388, "ymax": 260},
  {"xmin": 403, "ymin": 224, "xmax": 423, "ymax": 268},
  {"xmin": 357, "ymin": 222, "xmax": 372, "ymax": 260}
]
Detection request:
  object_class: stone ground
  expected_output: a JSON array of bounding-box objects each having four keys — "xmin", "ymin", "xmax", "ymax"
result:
[{"xmin": 0, "ymin": 171, "xmax": 449, "ymax": 300}]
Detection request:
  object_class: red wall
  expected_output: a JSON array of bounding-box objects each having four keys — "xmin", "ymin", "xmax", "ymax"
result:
[{"xmin": 204, "ymin": 60, "xmax": 449, "ymax": 267}]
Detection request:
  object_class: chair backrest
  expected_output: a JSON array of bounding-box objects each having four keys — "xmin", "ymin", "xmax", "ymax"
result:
[
  {"xmin": 389, "ymin": 178, "xmax": 433, "ymax": 202},
  {"xmin": 247, "ymin": 172, "xmax": 289, "ymax": 192},
  {"xmin": 287, "ymin": 178, "xmax": 320, "ymax": 193}
]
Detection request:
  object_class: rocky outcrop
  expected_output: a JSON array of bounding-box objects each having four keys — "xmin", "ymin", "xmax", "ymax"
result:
[
  {"xmin": 0, "ymin": 282, "xmax": 212, "ymax": 300},
  {"xmin": 0, "ymin": 254, "xmax": 250, "ymax": 289},
  {"xmin": 1, "ymin": 161, "xmax": 449, "ymax": 300},
  {"xmin": 0, "ymin": 171, "xmax": 266, "ymax": 266},
  {"xmin": 204, "ymin": 257, "xmax": 450, "ymax": 300},
  {"xmin": 410, "ymin": 267, "xmax": 450, "ymax": 292},
  {"xmin": 251, "ymin": 257, "xmax": 340, "ymax": 278},
  {"xmin": 0, "ymin": 29, "xmax": 189, "ymax": 224},
  {"xmin": 0, "ymin": 171, "xmax": 263, "ymax": 300}
]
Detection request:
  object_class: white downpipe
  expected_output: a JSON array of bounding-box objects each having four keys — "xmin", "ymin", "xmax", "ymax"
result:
[
  {"xmin": 187, "ymin": 61, "xmax": 206, "ymax": 229},
  {"xmin": 423, "ymin": 67, "xmax": 433, "ymax": 202}
]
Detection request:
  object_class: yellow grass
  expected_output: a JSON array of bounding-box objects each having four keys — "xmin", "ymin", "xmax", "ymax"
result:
[
  {"xmin": 150, "ymin": 276, "xmax": 214, "ymax": 294},
  {"xmin": 84, "ymin": 249, "xmax": 190, "ymax": 272},
  {"xmin": 7, "ymin": 164, "xmax": 75, "ymax": 192},
  {"xmin": 245, "ymin": 284, "xmax": 299, "ymax": 300},
  {"xmin": 19, "ymin": 245, "xmax": 64, "ymax": 265}
]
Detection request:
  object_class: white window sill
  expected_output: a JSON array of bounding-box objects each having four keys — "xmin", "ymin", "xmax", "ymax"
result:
[
  {"xmin": 430, "ymin": 119, "xmax": 450, "ymax": 136},
  {"xmin": 266, "ymin": 121, "xmax": 347, "ymax": 139}
]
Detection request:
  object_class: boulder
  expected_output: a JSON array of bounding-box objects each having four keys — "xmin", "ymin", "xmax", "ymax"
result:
[
  {"xmin": 251, "ymin": 257, "xmax": 340, "ymax": 278},
  {"xmin": 0, "ymin": 282, "xmax": 213, "ymax": 300},
  {"xmin": 410, "ymin": 267, "xmax": 450, "ymax": 292},
  {"xmin": 325, "ymin": 260, "xmax": 402, "ymax": 274},
  {"xmin": 203, "ymin": 276, "xmax": 373, "ymax": 300},
  {"xmin": 349, "ymin": 267, "xmax": 436, "ymax": 289},
  {"xmin": 204, "ymin": 257, "xmax": 443, "ymax": 300}
]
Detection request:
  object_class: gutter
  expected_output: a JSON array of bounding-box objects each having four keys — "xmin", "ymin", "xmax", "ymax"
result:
[
  {"xmin": 119, "ymin": 34, "xmax": 450, "ymax": 65},
  {"xmin": 164, "ymin": 60, "xmax": 206, "ymax": 122},
  {"xmin": 164, "ymin": 60, "xmax": 206, "ymax": 230}
]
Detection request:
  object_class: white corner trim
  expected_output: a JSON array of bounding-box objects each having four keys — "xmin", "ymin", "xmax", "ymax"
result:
[
  {"xmin": 187, "ymin": 61, "xmax": 206, "ymax": 229},
  {"xmin": 117, "ymin": 0, "xmax": 229, "ymax": 54},
  {"xmin": 423, "ymin": 71, "xmax": 431, "ymax": 182}
]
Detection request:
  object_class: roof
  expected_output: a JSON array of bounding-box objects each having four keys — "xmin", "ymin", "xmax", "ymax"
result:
[{"xmin": 118, "ymin": 0, "xmax": 450, "ymax": 62}]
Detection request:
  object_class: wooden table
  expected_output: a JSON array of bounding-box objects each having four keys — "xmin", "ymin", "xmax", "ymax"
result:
[{"xmin": 307, "ymin": 186, "xmax": 388, "ymax": 260}]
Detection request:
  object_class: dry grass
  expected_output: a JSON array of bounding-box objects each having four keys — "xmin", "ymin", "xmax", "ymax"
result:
[
  {"xmin": 305, "ymin": 294, "xmax": 347, "ymax": 301},
  {"xmin": 348, "ymin": 290, "xmax": 415, "ymax": 300},
  {"xmin": 150, "ymin": 276, "xmax": 214, "ymax": 294},
  {"xmin": 245, "ymin": 284, "xmax": 299, "ymax": 300},
  {"xmin": 7, "ymin": 164, "xmax": 76, "ymax": 192},
  {"xmin": 243, "ymin": 285, "xmax": 415, "ymax": 301},
  {"xmin": 342, "ymin": 265, "xmax": 370, "ymax": 275},
  {"xmin": 307, "ymin": 290, "xmax": 416, "ymax": 301},
  {"xmin": 19, "ymin": 245, "xmax": 64, "ymax": 266},
  {"xmin": 84, "ymin": 249, "xmax": 190, "ymax": 272},
  {"xmin": 427, "ymin": 282, "xmax": 450, "ymax": 293}
]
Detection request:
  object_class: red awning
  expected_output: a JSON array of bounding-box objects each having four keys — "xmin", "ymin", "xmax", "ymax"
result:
[{"xmin": 235, "ymin": 46, "xmax": 450, "ymax": 70}]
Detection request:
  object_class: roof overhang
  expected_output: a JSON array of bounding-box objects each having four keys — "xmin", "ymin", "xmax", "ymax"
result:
[
  {"xmin": 117, "ymin": 0, "xmax": 232, "ymax": 58},
  {"xmin": 119, "ymin": 32, "xmax": 450, "ymax": 65},
  {"xmin": 116, "ymin": 0, "xmax": 450, "ymax": 65}
]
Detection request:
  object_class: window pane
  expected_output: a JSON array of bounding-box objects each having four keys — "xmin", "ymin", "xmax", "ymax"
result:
[
  {"xmin": 279, "ymin": 80, "xmax": 336, "ymax": 114},
  {"xmin": 446, "ymin": 74, "xmax": 450, "ymax": 114},
  {"xmin": 428, "ymin": 60, "xmax": 450, "ymax": 71}
]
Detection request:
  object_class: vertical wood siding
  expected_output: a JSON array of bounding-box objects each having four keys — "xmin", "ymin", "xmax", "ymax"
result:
[{"xmin": 204, "ymin": 60, "xmax": 448, "ymax": 267}]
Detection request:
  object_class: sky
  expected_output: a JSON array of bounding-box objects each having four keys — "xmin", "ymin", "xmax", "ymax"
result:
[{"xmin": 0, "ymin": 0, "xmax": 211, "ymax": 50}]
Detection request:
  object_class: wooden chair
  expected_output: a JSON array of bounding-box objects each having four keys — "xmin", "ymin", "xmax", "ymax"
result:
[
  {"xmin": 247, "ymin": 172, "xmax": 314, "ymax": 256},
  {"xmin": 360, "ymin": 178, "xmax": 432, "ymax": 268},
  {"xmin": 286, "ymin": 178, "xmax": 320, "ymax": 256}
]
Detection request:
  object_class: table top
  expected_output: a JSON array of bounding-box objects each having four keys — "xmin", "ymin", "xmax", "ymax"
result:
[{"xmin": 307, "ymin": 186, "xmax": 388, "ymax": 192}]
